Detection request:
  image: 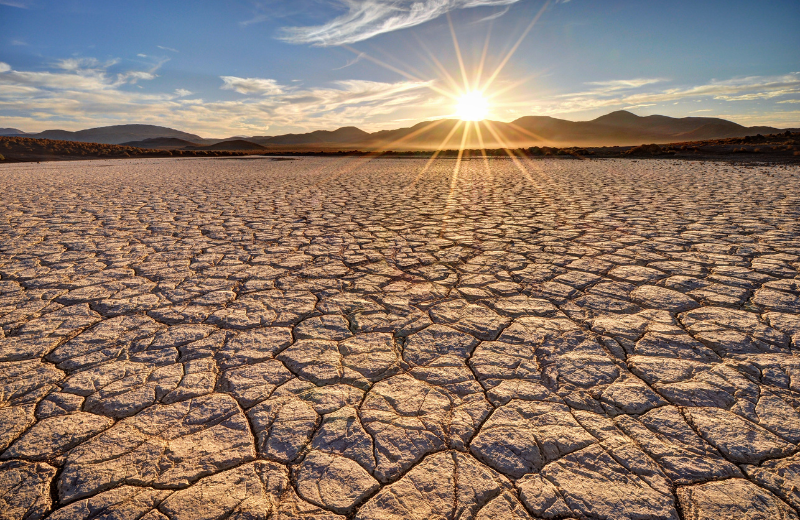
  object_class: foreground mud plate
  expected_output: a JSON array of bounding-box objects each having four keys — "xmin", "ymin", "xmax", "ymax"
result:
[{"xmin": 0, "ymin": 157, "xmax": 799, "ymax": 519}]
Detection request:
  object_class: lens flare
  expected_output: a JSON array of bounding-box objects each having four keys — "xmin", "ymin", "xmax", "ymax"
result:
[{"xmin": 455, "ymin": 91, "xmax": 489, "ymax": 121}]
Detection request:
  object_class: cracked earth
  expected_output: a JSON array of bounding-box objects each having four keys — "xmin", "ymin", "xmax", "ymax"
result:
[{"xmin": 1, "ymin": 157, "xmax": 799, "ymax": 520}]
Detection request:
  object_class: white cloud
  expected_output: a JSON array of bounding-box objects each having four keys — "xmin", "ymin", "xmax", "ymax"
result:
[
  {"xmin": 279, "ymin": 0, "xmax": 524, "ymax": 46},
  {"xmin": 0, "ymin": 57, "xmax": 160, "ymax": 94},
  {"xmin": 175, "ymin": 89, "xmax": 193, "ymax": 97},
  {"xmin": 56, "ymin": 57, "xmax": 119, "ymax": 71},
  {"xmin": 221, "ymin": 76, "xmax": 284, "ymax": 95},
  {"xmin": 117, "ymin": 71, "xmax": 157, "ymax": 84},
  {"xmin": 471, "ymin": 5, "xmax": 511, "ymax": 24},
  {"xmin": 240, "ymin": 14, "xmax": 269, "ymax": 27},
  {"xmin": 157, "ymin": 45, "xmax": 179, "ymax": 53},
  {"xmin": 0, "ymin": 0, "xmax": 31, "ymax": 7},
  {"xmin": 3, "ymin": 70, "xmax": 109, "ymax": 91},
  {"xmin": 585, "ymin": 78, "xmax": 666, "ymax": 90}
]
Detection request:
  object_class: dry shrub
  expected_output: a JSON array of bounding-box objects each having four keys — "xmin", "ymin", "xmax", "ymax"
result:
[{"xmin": 626, "ymin": 143, "xmax": 662, "ymax": 156}]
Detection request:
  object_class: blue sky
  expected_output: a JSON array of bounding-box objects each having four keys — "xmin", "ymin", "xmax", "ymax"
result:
[{"xmin": 1, "ymin": 0, "xmax": 798, "ymax": 136}]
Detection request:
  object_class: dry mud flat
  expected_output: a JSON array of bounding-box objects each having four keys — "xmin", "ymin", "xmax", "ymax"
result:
[{"xmin": 0, "ymin": 156, "xmax": 799, "ymax": 520}]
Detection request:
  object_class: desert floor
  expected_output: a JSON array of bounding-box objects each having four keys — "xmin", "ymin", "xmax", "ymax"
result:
[{"xmin": 1, "ymin": 157, "xmax": 799, "ymax": 519}]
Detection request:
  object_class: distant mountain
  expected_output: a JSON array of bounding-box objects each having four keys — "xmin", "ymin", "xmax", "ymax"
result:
[
  {"xmin": 121, "ymin": 137, "xmax": 200, "ymax": 149},
  {"xmin": 674, "ymin": 122, "xmax": 780, "ymax": 141},
  {"xmin": 249, "ymin": 126, "xmax": 370, "ymax": 146},
  {"xmin": 0, "ymin": 128, "xmax": 25, "ymax": 136},
  {"xmin": 501, "ymin": 111, "xmax": 784, "ymax": 147},
  {"xmin": 24, "ymin": 124, "xmax": 203, "ymax": 145},
  {"xmin": 351, "ymin": 111, "xmax": 787, "ymax": 149},
  {"xmin": 8, "ymin": 112, "xmax": 792, "ymax": 150},
  {"xmin": 187, "ymin": 139, "xmax": 266, "ymax": 151}
]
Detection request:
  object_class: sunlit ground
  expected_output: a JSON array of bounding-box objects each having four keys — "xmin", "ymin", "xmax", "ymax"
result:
[{"xmin": 4, "ymin": 156, "xmax": 799, "ymax": 518}]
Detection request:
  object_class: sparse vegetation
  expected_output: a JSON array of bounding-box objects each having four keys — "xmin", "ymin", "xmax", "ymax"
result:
[
  {"xmin": 625, "ymin": 144, "xmax": 665, "ymax": 156},
  {"xmin": 0, "ymin": 136, "xmax": 248, "ymax": 163}
]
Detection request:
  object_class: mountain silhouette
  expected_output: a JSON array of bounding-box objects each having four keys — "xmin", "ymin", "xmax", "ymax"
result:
[
  {"xmin": 249, "ymin": 126, "xmax": 370, "ymax": 146},
  {"xmin": 120, "ymin": 137, "xmax": 200, "ymax": 149},
  {"xmin": 20, "ymin": 125, "xmax": 203, "ymax": 145},
  {"xmin": 6, "ymin": 111, "xmax": 792, "ymax": 149},
  {"xmin": 0, "ymin": 128, "xmax": 26, "ymax": 136}
]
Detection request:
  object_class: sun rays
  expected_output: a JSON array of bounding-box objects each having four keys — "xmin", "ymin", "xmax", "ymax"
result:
[{"xmin": 313, "ymin": 1, "xmax": 554, "ymax": 220}]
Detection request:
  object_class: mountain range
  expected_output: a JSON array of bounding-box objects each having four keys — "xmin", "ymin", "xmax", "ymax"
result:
[
  {"xmin": 1, "ymin": 125, "xmax": 203, "ymax": 144},
  {"xmin": 3, "ymin": 111, "xmax": 795, "ymax": 150}
]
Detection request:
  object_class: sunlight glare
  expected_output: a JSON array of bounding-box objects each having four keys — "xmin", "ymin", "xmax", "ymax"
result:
[{"xmin": 456, "ymin": 91, "xmax": 489, "ymax": 121}]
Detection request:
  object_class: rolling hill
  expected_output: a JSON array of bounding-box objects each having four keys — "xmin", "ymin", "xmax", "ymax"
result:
[
  {"xmin": 121, "ymin": 137, "xmax": 200, "ymax": 149},
  {"xmin": 185, "ymin": 139, "xmax": 267, "ymax": 151},
  {"xmin": 8, "ymin": 112, "xmax": 795, "ymax": 150},
  {"xmin": 22, "ymin": 124, "xmax": 204, "ymax": 145},
  {"xmin": 249, "ymin": 126, "xmax": 370, "ymax": 146},
  {"xmin": 243, "ymin": 111, "xmax": 788, "ymax": 149}
]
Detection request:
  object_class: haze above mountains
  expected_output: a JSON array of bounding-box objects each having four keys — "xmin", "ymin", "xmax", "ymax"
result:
[{"xmin": 2, "ymin": 111, "xmax": 795, "ymax": 150}]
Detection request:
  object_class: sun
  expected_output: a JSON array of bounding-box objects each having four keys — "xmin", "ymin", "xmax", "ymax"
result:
[{"xmin": 455, "ymin": 91, "xmax": 489, "ymax": 121}]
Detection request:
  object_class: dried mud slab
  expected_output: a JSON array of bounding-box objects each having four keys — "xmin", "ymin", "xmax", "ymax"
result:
[
  {"xmin": 355, "ymin": 451, "xmax": 521, "ymax": 520},
  {"xmin": 58, "ymin": 394, "xmax": 255, "ymax": 502},
  {"xmin": 0, "ymin": 460, "xmax": 57, "ymax": 520},
  {"xmin": 0, "ymin": 157, "xmax": 798, "ymax": 519},
  {"xmin": 677, "ymin": 478, "xmax": 799, "ymax": 520}
]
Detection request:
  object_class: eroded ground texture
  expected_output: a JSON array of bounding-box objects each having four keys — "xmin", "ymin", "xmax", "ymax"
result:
[{"xmin": 1, "ymin": 157, "xmax": 799, "ymax": 520}]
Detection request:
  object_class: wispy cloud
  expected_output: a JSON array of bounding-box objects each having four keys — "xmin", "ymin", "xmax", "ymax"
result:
[
  {"xmin": 157, "ymin": 45, "xmax": 179, "ymax": 53},
  {"xmin": 279, "ymin": 0, "xmax": 524, "ymax": 46},
  {"xmin": 0, "ymin": 57, "xmax": 162, "ymax": 92},
  {"xmin": 240, "ymin": 14, "xmax": 269, "ymax": 27},
  {"xmin": 56, "ymin": 57, "xmax": 119, "ymax": 71},
  {"xmin": 0, "ymin": 0, "xmax": 32, "ymax": 8},
  {"xmin": 117, "ymin": 71, "xmax": 157, "ymax": 84},
  {"xmin": 221, "ymin": 76, "xmax": 284, "ymax": 95},
  {"xmin": 471, "ymin": 5, "xmax": 510, "ymax": 24},
  {"xmin": 585, "ymin": 78, "xmax": 666, "ymax": 90},
  {"xmin": 333, "ymin": 52, "xmax": 366, "ymax": 70}
]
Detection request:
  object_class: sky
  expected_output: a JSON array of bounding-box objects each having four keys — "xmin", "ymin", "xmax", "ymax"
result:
[{"xmin": 1, "ymin": 0, "xmax": 798, "ymax": 136}]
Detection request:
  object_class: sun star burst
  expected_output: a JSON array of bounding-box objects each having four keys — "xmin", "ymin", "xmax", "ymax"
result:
[{"xmin": 455, "ymin": 91, "xmax": 489, "ymax": 121}]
